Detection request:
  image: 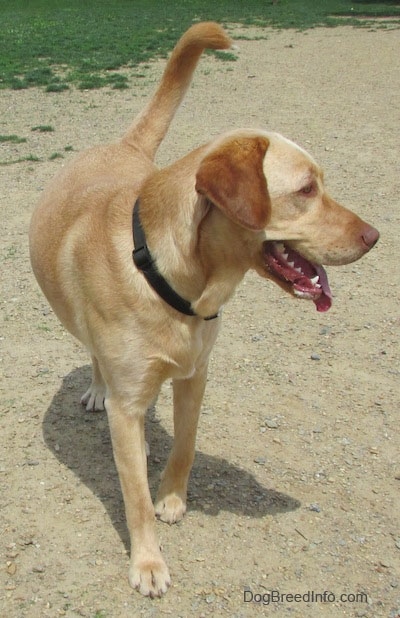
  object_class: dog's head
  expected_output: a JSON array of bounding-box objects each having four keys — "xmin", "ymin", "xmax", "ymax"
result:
[{"xmin": 195, "ymin": 130, "xmax": 379, "ymax": 312}]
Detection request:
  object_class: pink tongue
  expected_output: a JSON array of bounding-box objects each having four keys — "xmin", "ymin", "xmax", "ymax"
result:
[{"xmin": 314, "ymin": 265, "xmax": 332, "ymax": 312}]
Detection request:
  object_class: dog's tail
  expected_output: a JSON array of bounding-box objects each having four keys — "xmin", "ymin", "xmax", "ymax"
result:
[{"xmin": 122, "ymin": 22, "xmax": 232, "ymax": 159}]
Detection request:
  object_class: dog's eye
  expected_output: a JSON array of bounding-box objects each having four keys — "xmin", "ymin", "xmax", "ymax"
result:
[{"xmin": 300, "ymin": 183, "xmax": 315, "ymax": 196}]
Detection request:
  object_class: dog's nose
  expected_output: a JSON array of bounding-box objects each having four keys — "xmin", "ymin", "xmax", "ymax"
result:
[{"xmin": 362, "ymin": 224, "xmax": 379, "ymax": 250}]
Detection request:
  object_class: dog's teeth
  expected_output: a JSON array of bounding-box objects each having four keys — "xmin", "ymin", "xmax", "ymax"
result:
[
  {"xmin": 295, "ymin": 267, "xmax": 303, "ymax": 274},
  {"xmin": 294, "ymin": 289, "xmax": 308, "ymax": 299},
  {"xmin": 310, "ymin": 276, "xmax": 320, "ymax": 285},
  {"xmin": 282, "ymin": 253, "xmax": 289, "ymax": 261},
  {"xmin": 288, "ymin": 261, "xmax": 295, "ymax": 268},
  {"xmin": 276, "ymin": 242, "xmax": 286, "ymax": 253}
]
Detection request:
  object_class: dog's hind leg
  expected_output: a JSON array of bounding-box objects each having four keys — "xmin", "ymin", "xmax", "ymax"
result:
[{"xmin": 80, "ymin": 355, "xmax": 106, "ymax": 412}]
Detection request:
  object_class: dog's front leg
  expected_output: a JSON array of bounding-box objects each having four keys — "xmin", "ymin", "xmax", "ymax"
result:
[
  {"xmin": 107, "ymin": 400, "xmax": 170, "ymax": 597},
  {"xmin": 155, "ymin": 364, "xmax": 208, "ymax": 524}
]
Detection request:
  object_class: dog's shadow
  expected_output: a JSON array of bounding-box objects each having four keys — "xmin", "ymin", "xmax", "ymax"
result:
[{"xmin": 43, "ymin": 366, "xmax": 300, "ymax": 550}]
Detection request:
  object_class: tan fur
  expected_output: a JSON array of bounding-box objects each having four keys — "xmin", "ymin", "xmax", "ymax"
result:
[{"xmin": 29, "ymin": 23, "xmax": 378, "ymax": 597}]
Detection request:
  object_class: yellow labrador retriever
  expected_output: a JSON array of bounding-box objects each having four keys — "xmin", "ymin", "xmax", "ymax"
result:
[{"xmin": 29, "ymin": 22, "xmax": 379, "ymax": 597}]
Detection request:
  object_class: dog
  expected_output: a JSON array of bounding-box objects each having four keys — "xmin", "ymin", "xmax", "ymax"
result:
[{"xmin": 29, "ymin": 22, "xmax": 379, "ymax": 597}]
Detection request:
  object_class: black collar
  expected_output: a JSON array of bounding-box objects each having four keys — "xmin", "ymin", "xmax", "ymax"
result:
[{"xmin": 132, "ymin": 199, "xmax": 218, "ymax": 320}]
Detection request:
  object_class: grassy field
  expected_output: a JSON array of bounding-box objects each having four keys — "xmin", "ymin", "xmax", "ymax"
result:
[{"xmin": 1, "ymin": 0, "xmax": 399, "ymax": 91}]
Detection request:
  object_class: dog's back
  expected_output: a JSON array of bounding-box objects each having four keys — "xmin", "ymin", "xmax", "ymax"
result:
[{"xmin": 29, "ymin": 23, "xmax": 231, "ymax": 341}]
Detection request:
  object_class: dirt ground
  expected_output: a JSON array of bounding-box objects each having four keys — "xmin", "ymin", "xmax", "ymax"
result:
[{"xmin": 0, "ymin": 25, "xmax": 399, "ymax": 618}]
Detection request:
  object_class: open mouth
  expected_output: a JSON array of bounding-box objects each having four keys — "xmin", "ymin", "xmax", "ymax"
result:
[{"xmin": 263, "ymin": 241, "xmax": 332, "ymax": 312}]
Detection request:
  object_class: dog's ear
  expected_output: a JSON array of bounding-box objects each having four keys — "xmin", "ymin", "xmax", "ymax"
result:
[{"xmin": 195, "ymin": 136, "xmax": 270, "ymax": 231}]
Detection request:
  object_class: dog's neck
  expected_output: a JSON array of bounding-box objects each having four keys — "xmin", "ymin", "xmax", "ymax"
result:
[
  {"xmin": 137, "ymin": 165, "xmax": 258, "ymax": 318},
  {"xmin": 132, "ymin": 198, "xmax": 218, "ymax": 320}
]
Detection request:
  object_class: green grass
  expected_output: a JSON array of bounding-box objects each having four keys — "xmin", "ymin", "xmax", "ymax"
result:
[
  {"xmin": 48, "ymin": 152, "xmax": 64, "ymax": 161},
  {"xmin": 4, "ymin": 245, "xmax": 18, "ymax": 260},
  {"xmin": 31, "ymin": 125, "xmax": 55, "ymax": 132},
  {"xmin": 0, "ymin": 154, "xmax": 41, "ymax": 166},
  {"xmin": 0, "ymin": 1, "xmax": 398, "ymax": 91},
  {"xmin": 0, "ymin": 134, "xmax": 27, "ymax": 143}
]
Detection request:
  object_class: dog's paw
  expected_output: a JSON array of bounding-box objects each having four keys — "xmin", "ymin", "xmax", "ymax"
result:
[
  {"xmin": 80, "ymin": 385, "xmax": 106, "ymax": 412},
  {"xmin": 129, "ymin": 556, "xmax": 171, "ymax": 597},
  {"xmin": 155, "ymin": 493, "xmax": 187, "ymax": 524}
]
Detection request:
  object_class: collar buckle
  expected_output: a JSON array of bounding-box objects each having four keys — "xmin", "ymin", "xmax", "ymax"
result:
[{"xmin": 132, "ymin": 243, "xmax": 153, "ymax": 271}]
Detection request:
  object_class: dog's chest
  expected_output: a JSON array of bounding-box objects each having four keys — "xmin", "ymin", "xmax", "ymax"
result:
[{"xmin": 164, "ymin": 320, "xmax": 219, "ymax": 380}]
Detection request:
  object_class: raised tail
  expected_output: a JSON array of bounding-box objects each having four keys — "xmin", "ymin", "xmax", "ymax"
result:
[{"xmin": 122, "ymin": 22, "xmax": 232, "ymax": 159}]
